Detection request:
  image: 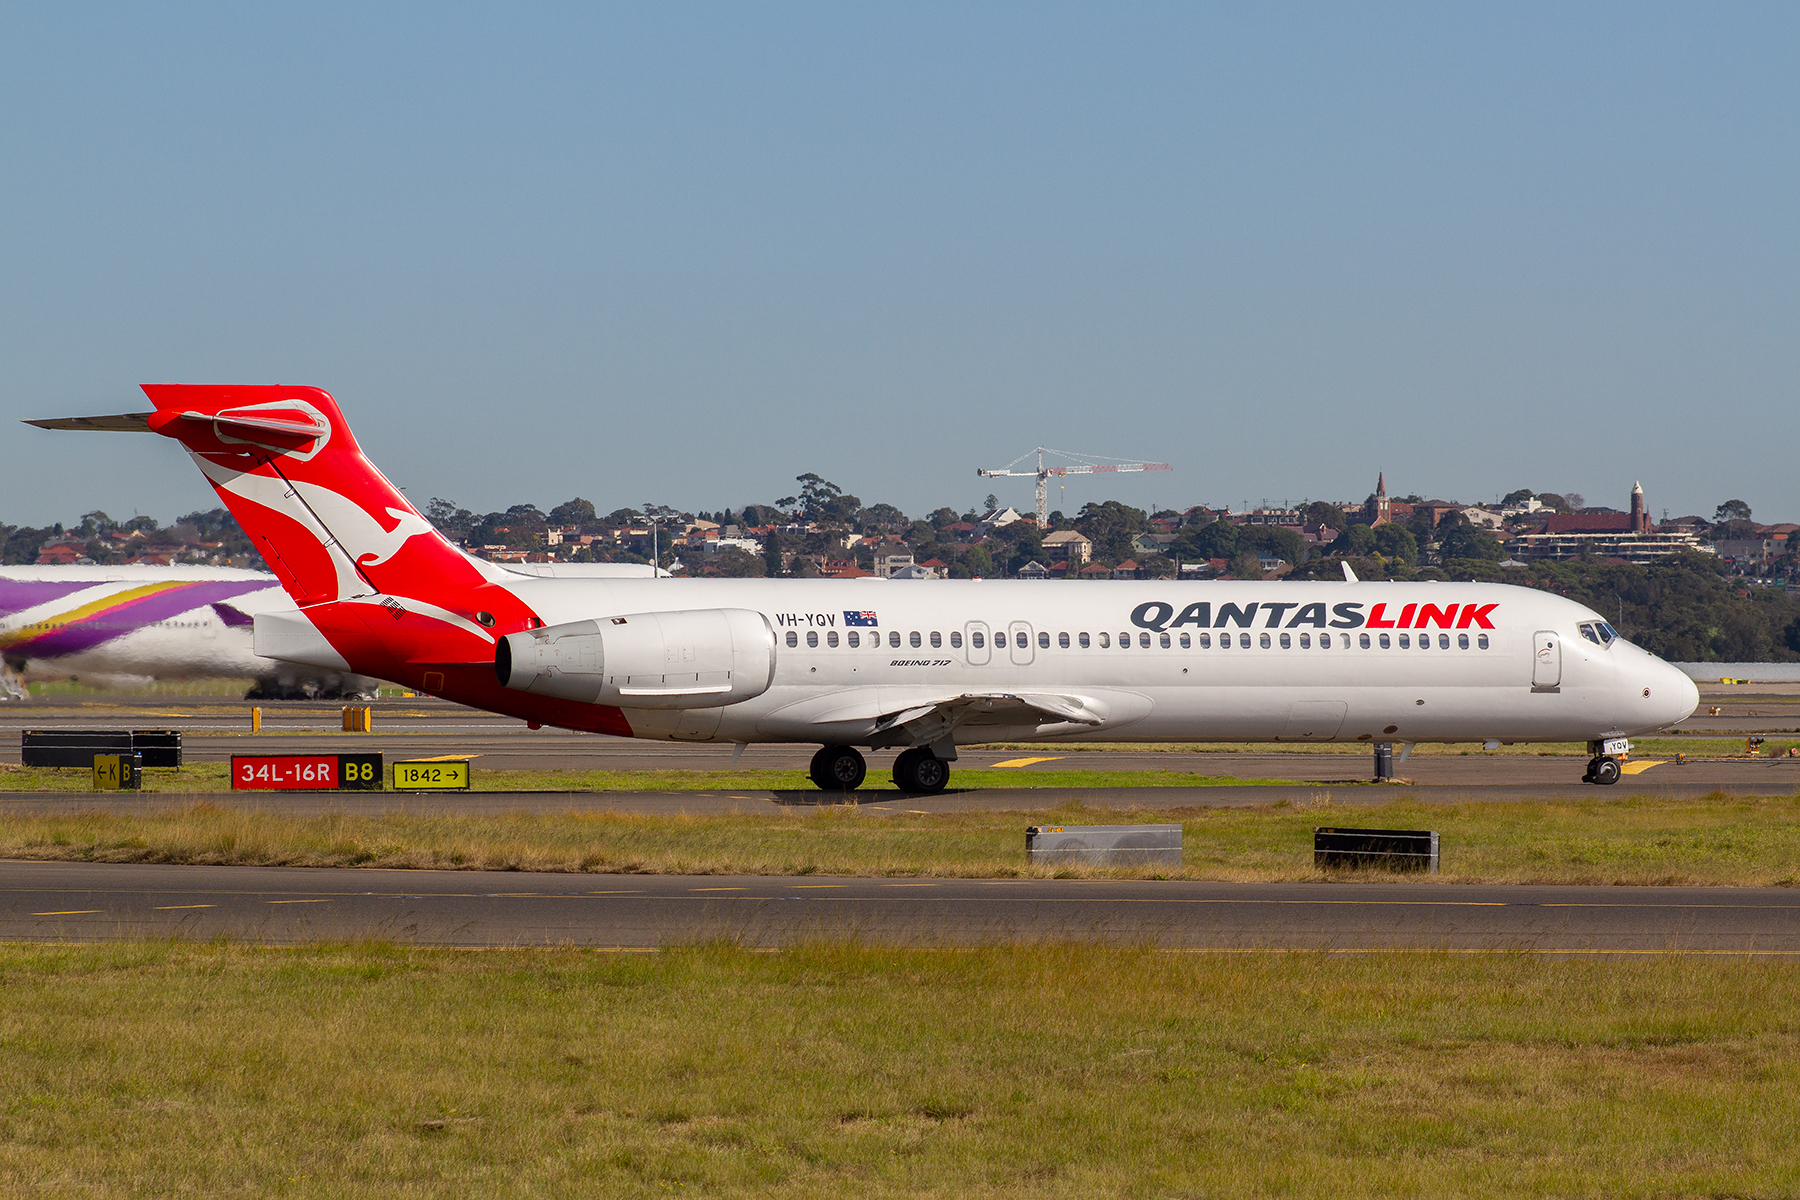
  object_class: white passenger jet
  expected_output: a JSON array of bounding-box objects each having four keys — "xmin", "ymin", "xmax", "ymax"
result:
[{"xmin": 29, "ymin": 387, "xmax": 1698, "ymax": 789}]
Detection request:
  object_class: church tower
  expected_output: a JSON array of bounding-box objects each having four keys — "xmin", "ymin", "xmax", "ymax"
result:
[
  {"xmin": 1630, "ymin": 481, "xmax": 1648, "ymax": 534},
  {"xmin": 1368, "ymin": 472, "xmax": 1392, "ymax": 526}
]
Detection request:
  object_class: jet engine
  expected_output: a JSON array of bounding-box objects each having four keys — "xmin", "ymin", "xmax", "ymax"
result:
[{"xmin": 495, "ymin": 609, "xmax": 776, "ymax": 709}]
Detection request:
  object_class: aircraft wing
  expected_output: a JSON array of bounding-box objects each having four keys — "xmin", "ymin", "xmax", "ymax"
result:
[{"xmin": 872, "ymin": 691, "xmax": 1105, "ymax": 750}]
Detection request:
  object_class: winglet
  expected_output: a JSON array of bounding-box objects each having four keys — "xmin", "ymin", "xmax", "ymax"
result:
[{"xmin": 1342, "ymin": 561, "xmax": 1359, "ymax": 583}]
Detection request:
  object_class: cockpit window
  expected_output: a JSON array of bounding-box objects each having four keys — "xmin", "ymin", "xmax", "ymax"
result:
[
  {"xmin": 1579, "ymin": 623, "xmax": 1602, "ymax": 645},
  {"xmin": 1596, "ymin": 622, "xmax": 1619, "ymax": 644}
]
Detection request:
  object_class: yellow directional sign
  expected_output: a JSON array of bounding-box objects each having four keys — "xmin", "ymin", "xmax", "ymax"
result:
[
  {"xmin": 393, "ymin": 760, "xmax": 471, "ymax": 791},
  {"xmin": 92, "ymin": 754, "xmax": 133, "ymax": 790}
]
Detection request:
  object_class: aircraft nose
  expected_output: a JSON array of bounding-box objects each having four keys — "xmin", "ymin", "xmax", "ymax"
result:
[{"xmin": 1650, "ymin": 658, "xmax": 1700, "ymax": 729}]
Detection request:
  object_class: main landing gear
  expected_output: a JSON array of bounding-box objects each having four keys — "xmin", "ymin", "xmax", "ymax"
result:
[
  {"xmin": 805, "ymin": 745, "xmax": 953, "ymax": 794},
  {"xmin": 808, "ymin": 745, "xmax": 867, "ymax": 791},
  {"xmin": 892, "ymin": 747, "xmax": 950, "ymax": 794}
]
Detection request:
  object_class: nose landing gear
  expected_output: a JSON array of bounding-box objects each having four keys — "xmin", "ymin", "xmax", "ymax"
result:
[
  {"xmin": 1582, "ymin": 738, "xmax": 1629, "ymax": 785},
  {"xmin": 1583, "ymin": 756, "xmax": 1622, "ymax": 786}
]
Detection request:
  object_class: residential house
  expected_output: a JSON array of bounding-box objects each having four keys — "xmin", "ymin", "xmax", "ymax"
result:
[
  {"xmin": 1016, "ymin": 560, "xmax": 1050, "ymax": 580},
  {"xmin": 1042, "ymin": 530, "xmax": 1093, "ymax": 565}
]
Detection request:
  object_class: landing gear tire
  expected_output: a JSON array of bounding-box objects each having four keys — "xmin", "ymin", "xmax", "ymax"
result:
[
  {"xmin": 892, "ymin": 747, "xmax": 950, "ymax": 794},
  {"xmin": 1591, "ymin": 756, "xmax": 1622, "ymax": 786},
  {"xmin": 808, "ymin": 745, "xmax": 866, "ymax": 791}
]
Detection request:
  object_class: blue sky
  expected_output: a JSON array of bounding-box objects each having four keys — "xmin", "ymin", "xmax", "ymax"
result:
[{"xmin": 3, "ymin": 3, "xmax": 1795, "ymax": 528}]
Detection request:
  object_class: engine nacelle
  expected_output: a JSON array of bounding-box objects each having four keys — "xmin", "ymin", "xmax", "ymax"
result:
[{"xmin": 495, "ymin": 608, "xmax": 775, "ymax": 709}]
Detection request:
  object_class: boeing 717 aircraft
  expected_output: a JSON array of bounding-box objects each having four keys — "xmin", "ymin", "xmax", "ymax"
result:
[{"xmin": 29, "ymin": 386, "xmax": 1698, "ymax": 789}]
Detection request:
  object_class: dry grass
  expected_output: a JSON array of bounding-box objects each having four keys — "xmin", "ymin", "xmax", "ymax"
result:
[
  {"xmin": 4, "ymin": 794, "xmax": 1800, "ymax": 884},
  {"xmin": 0, "ymin": 941, "xmax": 1796, "ymax": 1197}
]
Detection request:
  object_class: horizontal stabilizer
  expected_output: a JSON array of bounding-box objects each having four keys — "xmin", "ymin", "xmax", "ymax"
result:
[{"xmin": 22, "ymin": 413, "xmax": 153, "ymax": 432}]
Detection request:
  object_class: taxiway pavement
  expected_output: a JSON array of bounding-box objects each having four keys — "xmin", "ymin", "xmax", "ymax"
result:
[{"xmin": 3, "ymin": 860, "xmax": 1795, "ymax": 953}]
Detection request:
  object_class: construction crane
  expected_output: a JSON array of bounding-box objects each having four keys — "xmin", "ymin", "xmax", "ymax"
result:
[{"xmin": 977, "ymin": 447, "xmax": 1174, "ymax": 526}]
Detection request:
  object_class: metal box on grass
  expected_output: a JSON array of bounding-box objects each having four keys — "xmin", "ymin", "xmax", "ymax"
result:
[
  {"xmin": 1314, "ymin": 827, "xmax": 1439, "ymax": 872},
  {"xmin": 1026, "ymin": 824, "xmax": 1182, "ymax": 867}
]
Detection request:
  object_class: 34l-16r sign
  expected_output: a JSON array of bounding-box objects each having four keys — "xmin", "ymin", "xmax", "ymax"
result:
[{"xmin": 231, "ymin": 754, "xmax": 382, "ymax": 790}]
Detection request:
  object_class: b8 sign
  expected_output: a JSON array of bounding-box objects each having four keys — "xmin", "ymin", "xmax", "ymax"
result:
[{"xmin": 231, "ymin": 754, "xmax": 384, "ymax": 791}]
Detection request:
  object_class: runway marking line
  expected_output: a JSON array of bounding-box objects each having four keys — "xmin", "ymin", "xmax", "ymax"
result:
[
  {"xmin": 153, "ymin": 904, "xmax": 214, "ymax": 910},
  {"xmin": 33, "ymin": 910, "xmax": 101, "ymax": 916},
  {"xmin": 586, "ymin": 891, "xmax": 645, "ymax": 895},
  {"xmin": 409, "ymin": 753, "xmax": 482, "ymax": 762},
  {"xmin": 1620, "ymin": 760, "xmax": 1666, "ymax": 775},
  {"xmin": 790, "ymin": 885, "xmax": 846, "ymax": 889},
  {"xmin": 689, "ymin": 887, "xmax": 745, "ymax": 892},
  {"xmin": 267, "ymin": 899, "xmax": 331, "ymax": 905},
  {"xmin": 883, "ymin": 883, "xmax": 940, "ymax": 887},
  {"xmin": 990, "ymin": 756, "xmax": 1065, "ymax": 768}
]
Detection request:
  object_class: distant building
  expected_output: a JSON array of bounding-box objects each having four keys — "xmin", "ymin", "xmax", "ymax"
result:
[
  {"xmin": 1016, "ymin": 560, "xmax": 1050, "ymax": 580},
  {"xmin": 1506, "ymin": 482, "xmax": 1702, "ymax": 563},
  {"xmin": 1042, "ymin": 530, "xmax": 1093, "ymax": 565},
  {"xmin": 873, "ymin": 551, "xmax": 915, "ymax": 579}
]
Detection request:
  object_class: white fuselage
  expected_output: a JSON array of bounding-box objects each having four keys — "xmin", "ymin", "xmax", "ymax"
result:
[{"xmin": 493, "ymin": 576, "xmax": 1700, "ymax": 746}]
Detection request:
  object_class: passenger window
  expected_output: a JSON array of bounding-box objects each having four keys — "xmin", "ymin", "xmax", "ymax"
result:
[
  {"xmin": 929, "ymin": 631, "xmax": 940, "ymax": 648},
  {"xmin": 1398, "ymin": 633, "xmax": 1410, "ymax": 649},
  {"xmin": 827, "ymin": 630, "xmax": 839, "ymax": 648},
  {"xmin": 1139, "ymin": 632, "xmax": 1151, "ymax": 648},
  {"xmin": 1359, "ymin": 633, "xmax": 1371, "ymax": 649},
  {"xmin": 1239, "ymin": 633, "xmax": 1251, "ymax": 648},
  {"xmin": 807, "ymin": 631, "xmax": 819, "ymax": 648},
  {"xmin": 1379, "ymin": 633, "xmax": 1391, "ymax": 649},
  {"xmin": 972, "ymin": 631, "xmax": 985, "ymax": 648},
  {"xmin": 1320, "ymin": 633, "xmax": 1330, "ymax": 648},
  {"xmin": 1478, "ymin": 634, "xmax": 1490, "ymax": 649},
  {"xmin": 1217, "ymin": 632, "xmax": 1228, "ymax": 649},
  {"xmin": 889, "ymin": 631, "xmax": 901, "ymax": 648},
  {"xmin": 1118, "ymin": 633, "xmax": 1130, "ymax": 649},
  {"xmin": 1179, "ymin": 633, "xmax": 1191, "ymax": 648},
  {"xmin": 909, "ymin": 631, "xmax": 921, "ymax": 648},
  {"xmin": 1079, "ymin": 632, "xmax": 1090, "ymax": 648},
  {"xmin": 1260, "ymin": 633, "xmax": 1271, "ymax": 649},
  {"xmin": 1458, "ymin": 633, "xmax": 1469, "ymax": 649},
  {"xmin": 1279, "ymin": 633, "xmax": 1291, "ymax": 649},
  {"xmin": 1058, "ymin": 632, "xmax": 1070, "ymax": 648},
  {"xmin": 1439, "ymin": 633, "xmax": 1450, "ymax": 649},
  {"xmin": 1199, "ymin": 632, "xmax": 1211, "ymax": 648},
  {"xmin": 847, "ymin": 631, "xmax": 859, "ymax": 647},
  {"xmin": 1299, "ymin": 633, "xmax": 1310, "ymax": 648},
  {"xmin": 1099, "ymin": 632, "xmax": 1111, "ymax": 648},
  {"xmin": 950, "ymin": 631, "xmax": 962, "ymax": 648},
  {"xmin": 1039, "ymin": 632, "xmax": 1050, "ymax": 649},
  {"xmin": 1160, "ymin": 633, "xmax": 1171, "ymax": 648},
  {"xmin": 786, "ymin": 631, "xmax": 798, "ymax": 648}
]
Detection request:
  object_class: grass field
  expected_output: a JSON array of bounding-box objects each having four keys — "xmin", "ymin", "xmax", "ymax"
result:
[
  {"xmin": 4, "ymin": 794, "xmax": 1800, "ymax": 884},
  {"xmin": 1, "ymin": 942, "xmax": 1796, "ymax": 1197}
]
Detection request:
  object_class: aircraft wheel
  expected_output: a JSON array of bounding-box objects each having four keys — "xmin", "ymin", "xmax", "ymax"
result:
[
  {"xmin": 1591, "ymin": 756, "xmax": 1622, "ymax": 786},
  {"xmin": 809, "ymin": 745, "xmax": 866, "ymax": 791},
  {"xmin": 893, "ymin": 747, "xmax": 950, "ymax": 794}
]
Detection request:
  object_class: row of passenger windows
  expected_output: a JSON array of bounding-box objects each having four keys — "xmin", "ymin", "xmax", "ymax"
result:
[{"xmin": 782, "ymin": 628, "xmax": 1492, "ymax": 651}]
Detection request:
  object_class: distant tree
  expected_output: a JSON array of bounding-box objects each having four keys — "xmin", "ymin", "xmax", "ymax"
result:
[
  {"xmin": 1715, "ymin": 499, "xmax": 1753, "ymax": 524},
  {"xmin": 1, "ymin": 525, "xmax": 49, "ymax": 565},
  {"xmin": 1301, "ymin": 501, "xmax": 1346, "ymax": 532},
  {"xmin": 424, "ymin": 498, "xmax": 476, "ymax": 541},
  {"xmin": 711, "ymin": 546, "xmax": 766, "ymax": 578},
  {"xmin": 1173, "ymin": 520, "xmax": 1240, "ymax": 561},
  {"xmin": 1563, "ymin": 492, "xmax": 1585, "ymax": 511},
  {"xmin": 1372, "ymin": 524, "xmax": 1418, "ymax": 563},
  {"xmin": 1329, "ymin": 524, "xmax": 1377, "ymax": 557},
  {"xmin": 604, "ymin": 507, "xmax": 644, "ymax": 526},
  {"xmin": 1502, "ymin": 488, "xmax": 1536, "ymax": 507},
  {"xmin": 984, "ymin": 493, "xmax": 999, "ymax": 512},
  {"xmin": 957, "ymin": 546, "xmax": 995, "ymax": 579},
  {"xmin": 77, "ymin": 510, "xmax": 114, "ymax": 537},
  {"xmin": 548, "ymin": 498, "xmax": 597, "ymax": 526},
  {"xmin": 1230, "ymin": 551, "xmax": 1264, "ymax": 580},
  {"xmin": 763, "ymin": 528, "xmax": 784, "ymax": 578},
  {"xmin": 783, "ymin": 473, "xmax": 861, "ymax": 525},
  {"xmin": 1073, "ymin": 500, "xmax": 1149, "ymax": 561},
  {"xmin": 1436, "ymin": 514, "xmax": 1505, "ymax": 562},
  {"xmin": 1536, "ymin": 493, "xmax": 1570, "ymax": 514},
  {"xmin": 927, "ymin": 507, "xmax": 960, "ymax": 529},
  {"xmin": 1242, "ymin": 526, "xmax": 1305, "ymax": 566},
  {"xmin": 861, "ymin": 503, "xmax": 907, "ymax": 531}
]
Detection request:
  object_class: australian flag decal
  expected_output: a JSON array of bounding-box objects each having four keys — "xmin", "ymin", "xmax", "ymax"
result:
[{"xmin": 843, "ymin": 610, "xmax": 879, "ymax": 626}]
